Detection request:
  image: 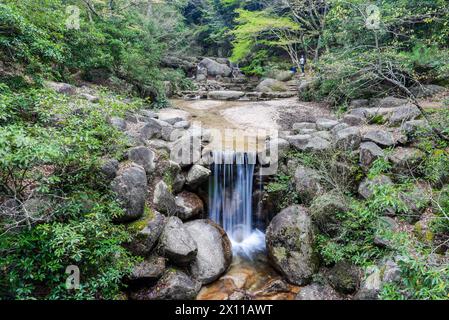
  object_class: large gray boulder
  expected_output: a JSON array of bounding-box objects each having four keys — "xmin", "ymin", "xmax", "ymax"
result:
[
  {"xmin": 296, "ymin": 283, "xmax": 342, "ymax": 300},
  {"xmin": 111, "ymin": 165, "xmax": 147, "ymax": 222},
  {"xmin": 175, "ymin": 191, "xmax": 204, "ymax": 220},
  {"xmin": 159, "ymin": 217, "xmax": 197, "ymax": 266},
  {"xmin": 362, "ymin": 130, "xmax": 394, "ymax": 147},
  {"xmin": 256, "ymin": 78, "xmax": 288, "ymax": 92},
  {"xmin": 130, "ymin": 269, "xmax": 201, "ymax": 300},
  {"xmin": 185, "ymin": 219, "xmax": 233, "ymax": 284},
  {"xmin": 266, "ymin": 205, "xmax": 319, "ymax": 286},
  {"xmin": 334, "ymin": 126, "xmax": 361, "ymax": 150},
  {"xmin": 294, "ymin": 166, "xmax": 324, "ymax": 204},
  {"xmin": 207, "ymin": 90, "xmax": 245, "ymax": 100},
  {"xmin": 199, "ymin": 58, "xmax": 232, "ymax": 77},
  {"xmin": 310, "ymin": 193, "xmax": 348, "ymax": 237},
  {"xmin": 388, "ymin": 104, "xmax": 421, "ymax": 126},
  {"xmin": 359, "ymin": 142, "xmax": 384, "ymax": 169},
  {"xmin": 129, "ymin": 255, "xmax": 166, "ymax": 283},
  {"xmin": 128, "ymin": 146, "xmax": 155, "ymax": 174},
  {"xmin": 153, "ymin": 180, "xmax": 177, "ymax": 215},
  {"xmin": 186, "ymin": 164, "xmax": 211, "ymax": 188}
]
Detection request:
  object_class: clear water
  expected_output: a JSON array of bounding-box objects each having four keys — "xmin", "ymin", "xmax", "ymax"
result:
[{"xmin": 208, "ymin": 151, "xmax": 266, "ymax": 258}]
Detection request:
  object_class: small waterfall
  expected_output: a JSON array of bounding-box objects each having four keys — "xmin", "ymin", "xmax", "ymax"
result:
[{"xmin": 209, "ymin": 151, "xmax": 265, "ymax": 257}]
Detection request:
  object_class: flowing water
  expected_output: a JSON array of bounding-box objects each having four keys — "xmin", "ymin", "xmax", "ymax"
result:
[{"xmin": 208, "ymin": 151, "xmax": 265, "ymax": 258}]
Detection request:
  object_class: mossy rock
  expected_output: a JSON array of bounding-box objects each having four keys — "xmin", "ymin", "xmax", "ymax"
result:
[{"xmin": 310, "ymin": 193, "xmax": 348, "ymax": 237}]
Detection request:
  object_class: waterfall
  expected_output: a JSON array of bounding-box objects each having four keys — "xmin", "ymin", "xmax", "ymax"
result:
[{"xmin": 209, "ymin": 151, "xmax": 265, "ymax": 257}]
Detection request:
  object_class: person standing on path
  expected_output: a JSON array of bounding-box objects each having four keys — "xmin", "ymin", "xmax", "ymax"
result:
[{"xmin": 299, "ymin": 54, "xmax": 306, "ymax": 75}]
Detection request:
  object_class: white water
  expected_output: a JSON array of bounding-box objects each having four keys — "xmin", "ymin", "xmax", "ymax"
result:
[{"xmin": 208, "ymin": 151, "xmax": 266, "ymax": 258}]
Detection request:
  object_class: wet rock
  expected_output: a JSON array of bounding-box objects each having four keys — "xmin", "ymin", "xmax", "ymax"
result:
[
  {"xmin": 310, "ymin": 193, "xmax": 348, "ymax": 237},
  {"xmin": 129, "ymin": 255, "xmax": 166, "ymax": 282},
  {"xmin": 296, "ymin": 283, "xmax": 342, "ymax": 300},
  {"xmin": 128, "ymin": 211, "xmax": 166, "ymax": 256},
  {"xmin": 294, "ymin": 166, "xmax": 324, "ymax": 204},
  {"xmin": 228, "ymin": 291, "xmax": 253, "ymax": 300},
  {"xmin": 128, "ymin": 146, "xmax": 155, "ymax": 174},
  {"xmin": 388, "ymin": 104, "xmax": 421, "ymax": 126},
  {"xmin": 153, "ymin": 180, "xmax": 177, "ymax": 215},
  {"xmin": 111, "ymin": 165, "xmax": 147, "ymax": 222},
  {"xmin": 130, "ymin": 269, "xmax": 201, "ymax": 300},
  {"xmin": 159, "ymin": 216, "xmax": 197, "ymax": 266},
  {"xmin": 362, "ymin": 130, "xmax": 395, "ymax": 147},
  {"xmin": 316, "ymin": 118, "xmax": 339, "ymax": 130},
  {"xmin": 185, "ymin": 219, "xmax": 233, "ymax": 284},
  {"xmin": 266, "ymin": 205, "xmax": 319, "ymax": 286},
  {"xmin": 327, "ymin": 261, "xmax": 360, "ymax": 294},
  {"xmin": 358, "ymin": 175, "xmax": 393, "ymax": 199},
  {"xmin": 359, "ymin": 142, "xmax": 384, "ymax": 170},
  {"xmin": 334, "ymin": 126, "xmax": 361, "ymax": 150},
  {"xmin": 175, "ymin": 191, "xmax": 204, "ymax": 220},
  {"xmin": 186, "ymin": 164, "xmax": 211, "ymax": 189}
]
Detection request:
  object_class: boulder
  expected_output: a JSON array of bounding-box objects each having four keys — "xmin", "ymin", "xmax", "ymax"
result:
[
  {"xmin": 294, "ymin": 166, "xmax": 324, "ymax": 204},
  {"xmin": 175, "ymin": 191, "xmax": 204, "ymax": 220},
  {"xmin": 310, "ymin": 193, "xmax": 348, "ymax": 236},
  {"xmin": 199, "ymin": 58, "xmax": 232, "ymax": 77},
  {"xmin": 349, "ymin": 99, "xmax": 369, "ymax": 109},
  {"xmin": 172, "ymin": 173, "xmax": 186, "ymax": 194},
  {"xmin": 109, "ymin": 116, "xmax": 127, "ymax": 131},
  {"xmin": 185, "ymin": 219, "xmax": 233, "ymax": 284},
  {"xmin": 371, "ymin": 96, "xmax": 408, "ymax": 108},
  {"xmin": 388, "ymin": 147, "xmax": 425, "ymax": 174},
  {"xmin": 207, "ymin": 90, "xmax": 245, "ymax": 100},
  {"xmin": 358, "ymin": 175, "xmax": 393, "ymax": 199},
  {"xmin": 153, "ymin": 180, "xmax": 177, "ymax": 215},
  {"xmin": 327, "ymin": 261, "xmax": 360, "ymax": 294},
  {"xmin": 353, "ymin": 266, "xmax": 382, "ymax": 300},
  {"xmin": 362, "ymin": 130, "xmax": 394, "ymax": 147},
  {"xmin": 186, "ymin": 165, "xmax": 211, "ymax": 188},
  {"xmin": 129, "ymin": 255, "xmax": 166, "ymax": 282},
  {"xmin": 401, "ymin": 120, "xmax": 430, "ymax": 138},
  {"xmin": 100, "ymin": 158, "xmax": 119, "ymax": 181},
  {"xmin": 111, "ymin": 165, "xmax": 147, "ymax": 222},
  {"xmin": 128, "ymin": 146, "xmax": 155, "ymax": 174},
  {"xmin": 343, "ymin": 114, "xmax": 365, "ymax": 126},
  {"xmin": 128, "ymin": 211, "xmax": 166, "ymax": 256},
  {"xmin": 130, "ymin": 269, "xmax": 201, "ymax": 300},
  {"xmin": 331, "ymin": 123, "xmax": 349, "ymax": 135},
  {"xmin": 296, "ymin": 283, "xmax": 342, "ymax": 300},
  {"xmin": 292, "ymin": 122, "xmax": 317, "ymax": 132},
  {"xmin": 273, "ymin": 70, "xmax": 294, "ymax": 82},
  {"xmin": 140, "ymin": 118, "xmax": 171, "ymax": 140},
  {"xmin": 159, "ymin": 216, "xmax": 197, "ymax": 266},
  {"xmin": 286, "ymin": 135, "xmax": 331, "ymax": 152},
  {"xmin": 173, "ymin": 120, "xmax": 191, "ymax": 129},
  {"xmin": 45, "ymin": 81, "xmax": 76, "ymax": 95},
  {"xmin": 316, "ymin": 118, "xmax": 339, "ymax": 130},
  {"xmin": 359, "ymin": 142, "xmax": 384, "ymax": 169},
  {"xmin": 334, "ymin": 126, "xmax": 361, "ymax": 150},
  {"xmin": 256, "ymin": 78, "xmax": 288, "ymax": 92},
  {"xmin": 388, "ymin": 104, "xmax": 421, "ymax": 126},
  {"xmin": 266, "ymin": 205, "xmax": 319, "ymax": 285}
]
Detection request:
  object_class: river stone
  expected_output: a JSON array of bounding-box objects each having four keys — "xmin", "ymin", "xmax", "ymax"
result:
[
  {"xmin": 310, "ymin": 193, "xmax": 348, "ymax": 237},
  {"xmin": 362, "ymin": 130, "xmax": 395, "ymax": 147},
  {"xmin": 175, "ymin": 191, "xmax": 204, "ymax": 220},
  {"xmin": 130, "ymin": 269, "xmax": 201, "ymax": 300},
  {"xmin": 316, "ymin": 118, "xmax": 339, "ymax": 130},
  {"xmin": 129, "ymin": 211, "xmax": 166, "ymax": 256},
  {"xmin": 111, "ymin": 165, "xmax": 147, "ymax": 222},
  {"xmin": 388, "ymin": 104, "xmax": 421, "ymax": 126},
  {"xmin": 185, "ymin": 219, "xmax": 233, "ymax": 284},
  {"xmin": 327, "ymin": 261, "xmax": 360, "ymax": 294},
  {"xmin": 256, "ymin": 78, "xmax": 287, "ymax": 92},
  {"xmin": 266, "ymin": 205, "xmax": 319, "ymax": 286},
  {"xmin": 129, "ymin": 255, "xmax": 166, "ymax": 282},
  {"xmin": 358, "ymin": 175, "xmax": 393, "ymax": 199},
  {"xmin": 186, "ymin": 164, "xmax": 211, "ymax": 188},
  {"xmin": 294, "ymin": 166, "xmax": 324, "ymax": 204},
  {"xmin": 199, "ymin": 57, "xmax": 232, "ymax": 77},
  {"xmin": 153, "ymin": 180, "xmax": 177, "ymax": 215},
  {"xmin": 159, "ymin": 216, "xmax": 197, "ymax": 266},
  {"xmin": 128, "ymin": 146, "xmax": 155, "ymax": 174},
  {"xmin": 296, "ymin": 283, "xmax": 341, "ymax": 300},
  {"xmin": 334, "ymin": 126, "xmax": 361, "ymax": 150},
  {"xmin": 207, "ymin": 90, "xmax": 245, "ymax": 100},
  {"xmin": 359, "ymin": 142, "xmax": 384, "ymax": 169}
]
